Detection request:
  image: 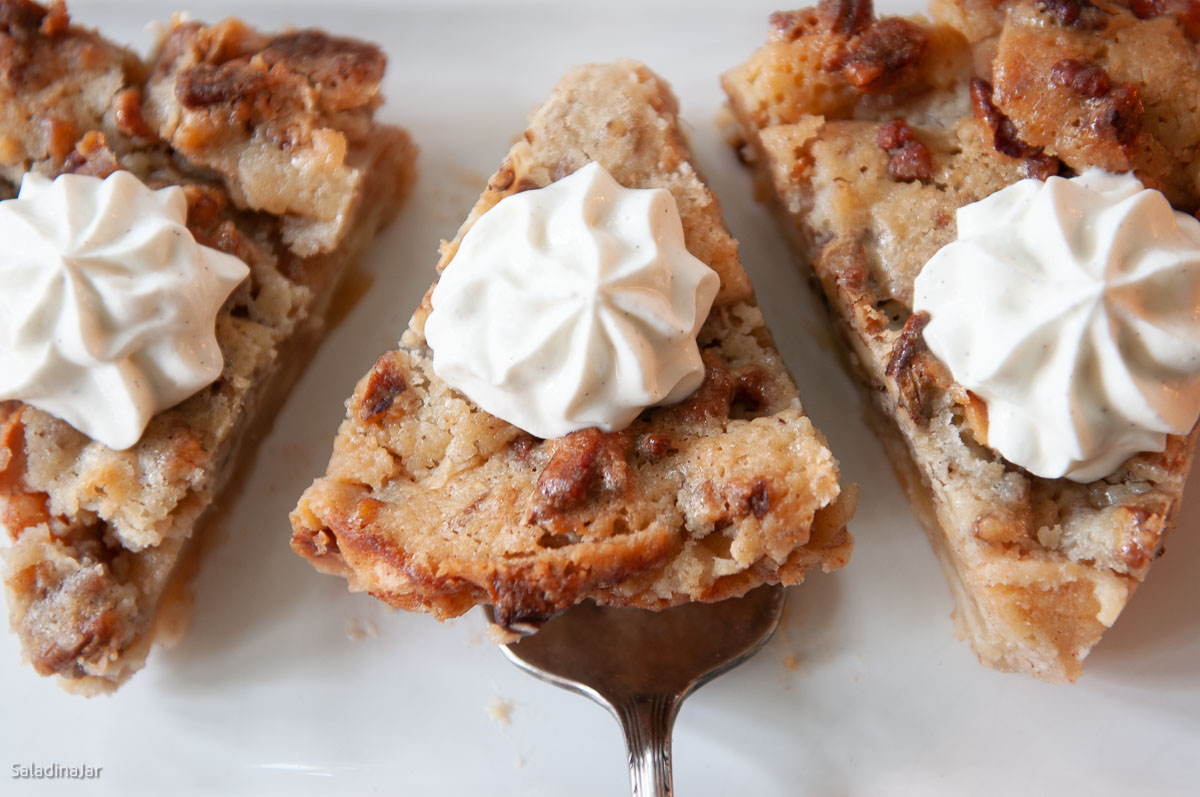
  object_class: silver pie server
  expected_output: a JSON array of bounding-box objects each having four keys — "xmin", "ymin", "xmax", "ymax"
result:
[{"xmin": 485, "ymin": 584, "xmax": 786, "ymax": 796}]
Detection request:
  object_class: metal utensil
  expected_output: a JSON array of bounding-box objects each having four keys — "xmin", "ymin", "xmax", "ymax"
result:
[{"xmin": 486, "ymin": 585, "xmax": 786, "ymax": 796}]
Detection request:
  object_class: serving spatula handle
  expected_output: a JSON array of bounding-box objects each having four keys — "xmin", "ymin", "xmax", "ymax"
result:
[{"xmin": 614, "ymin": 692, "xmax": 680, "ymax": 797}]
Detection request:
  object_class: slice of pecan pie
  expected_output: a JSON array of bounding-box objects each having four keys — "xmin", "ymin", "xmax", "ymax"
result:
[
  {"xmin": 723, "ymin": 0, "xmax": 1200, "ymax": 681},
  {"xmin": 0, "ymin": 0, "xmax": 414, "ymax": 692},
  {"xmin": 290, "ymin": 60, "xmax": 854, "ymax": 628}
]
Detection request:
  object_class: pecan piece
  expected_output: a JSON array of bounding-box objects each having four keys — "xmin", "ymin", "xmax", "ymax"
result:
[
  {"xmin": 839, "ymin": 18, "xmax": 927, "ymax": 94},
  {"xmin": 674, "ymin": 352, "xmax": 734, "ymax": 424},
  {"xmin": 1043, "ymin": 58, "xmax": 1141, "ymax": 153},
  {"xmin": 876, "ymin": 118, "xmax": 916, "ymax": 150},
  {"xmin": 732, "ymin": 366, "xmax": 772, "ymax": 413},
  {"xmin": 770, "ymin": 10, "xmax": 816, "ymax": 40},
  {"xmin": 1095, "ymin": 83, "xmax": 1143, "ymax": 148},
  {"xmin": 636, "ymin": 433, "xmax": 672, "ymax": 461},
  {"xmin": 207, "ymin": 221, "xmax": 246, "ymax": 260},
  {"xmin": 816, "ymin": 0, "xmax": 874, "ymax": 36},
  {"xmin": 513, "ymin": 176, "xmax": 540, "ymax": 193},
  {"xmin": 876, "ymin": 119, "xmax": 931, "ymax": 183},
  {"xmin": 258, "ymin": 30, "xmax": 384, "ymax": 112},
  {"xmin": 0, "ymin": 0, "xmax": 49, "ymax": 31},
  {"xmin": 1034, "ymin": 0, "xmax": 1105, "ymax": 27},
  {"xmin": 175, "ymin": 61, "xmax": 271, "ymax": 110},
  {"xmin": 39, "ymin": 0, "xmax": 67, "ymax": 36},
  {"xmin": 113, "ymin": 87, "xmax": 156, "ymax": 140},
  {"xmin": 1129, "ymin": 0, "xmax": 1167, "ymax": 17},
  {"xmin": 972, "ymin": 80, "xmax": 1033, "ymax": 158},
  {"xmin": 488, "ymin": 166, "xmax": 515, "ymax": 192},
  {"xmin": 885, "ymin": 311, "xmax": 935, "ymax": 426},
  {"xmin": 183, "ymin": 183, "xmax": 229, "ymax": 230},
  {"xmin": 747, "ymin": 479, "xmax": 770, "ymax": 519},
  {"xmin": 887, "ymin": 144, "xmax": 932, "ymax": 183},
  {"xmin": 970, "ymin": 79, "xmax": 1003, "ymax": 129},
  {"xmin": 359, "ymin": 356, "xmax": 408, "ymax": 421},
  {"xmin": 1036, "ymin": 0, "xmax": 1085, "ymax": 25},
  {"xmin": 510, "ymin": 434, "xmax": 537, "ymax": 463},
  {"xmin": 971, "ymin": 79, "xmax": 1062, "ymax": 175},
  {"xmin": 1181, "ymin": 1, "xmax": 1200, "ymax": 42},
  {"xmin": 1115, "ymin": 506, "xmax": 1162, "ymax": 571},
  {"xmin": 528, "ymin": 428, "xmax": 630, "ymax": 523},
  {"xmin": 973, "ymin": 512, "xmax": 1027, "ymax": 545},
  {"xmin": 60, "ymin": 131, "xmax": 120, "ymax": 179},
  {"xmin": 992, "ymin": 120, "xmax": 1033, "ymax": 158},
  {"xmin": 1022, "ymin": 153, "xmax": 1061, "ymax": 180},
  {"xmin": 1050, "ymin": 58, "xmax": 1110, "ymax": 99},
  {"xmin": 40, "ymin": 115, "xmax": 76, "ymax": 164},
  {"xmin": 726, "ymin": 478, "xmax": 772, "ymax": 520}
]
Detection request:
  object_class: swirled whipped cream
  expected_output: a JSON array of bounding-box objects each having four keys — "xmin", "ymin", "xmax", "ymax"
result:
[
  {"xmin": 0, "ymin": 171, "xmax": 249, "ymax": 450},
  {"xmin": 424, "ymin": 161, "xmax": 720, "ymax": 439},
  {"xmin": 914, "ymin": 169, "xmax": 1200, "ymax": 482}
]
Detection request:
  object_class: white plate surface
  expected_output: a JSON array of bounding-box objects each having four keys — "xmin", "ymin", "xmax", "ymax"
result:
[{"xmin": 3, "ymin": 1, "xmax": 1198, "ymax": 795}]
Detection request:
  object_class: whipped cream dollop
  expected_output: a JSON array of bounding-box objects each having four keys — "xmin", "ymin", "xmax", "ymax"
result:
[
  {"xmin": 424, "ymin": 161, "xmax": 720, "ymax": 439},
  {"xmin": 914, "ymin": 169, "xmax": 1200, "ymax": 482},
  {"xmin": 0, "ymin": 171, "xmax": 250, "ymax": 450}
]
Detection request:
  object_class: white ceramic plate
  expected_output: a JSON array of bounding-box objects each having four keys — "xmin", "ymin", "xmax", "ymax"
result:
[{"xmin": 4, "ymin": 1, "xmax": 1198, "ymax": 795}]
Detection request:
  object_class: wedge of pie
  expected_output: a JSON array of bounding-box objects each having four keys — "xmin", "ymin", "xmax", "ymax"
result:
[
  {"xmin": 723, "ymin": 0, "xmax": 1200, "ymax": 681},
  {"xmin": 290, "ymin": 60, "xmax": 855, "ymax": 628},
  {"xmin": 0, "ymin": 1, "xmax": 414, "ymax": 692}
]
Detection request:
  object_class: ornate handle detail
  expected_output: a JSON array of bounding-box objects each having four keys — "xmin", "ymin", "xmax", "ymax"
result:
[{"xmin": 614, "ymin": 693, "xmax": 679, "ymax": 797}]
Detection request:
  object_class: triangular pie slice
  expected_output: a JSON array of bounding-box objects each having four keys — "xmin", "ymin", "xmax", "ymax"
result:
[
  {"xmin": 0, "ymin": 3, "xmax": 414, "ymax": 692},
  {"xmin": 723, "ymin": 0, "xmax": 1199, "ymax": 681},
  {"xmin": 290, "ymin": 60, "xmax": 854, "ymax": 628}
]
